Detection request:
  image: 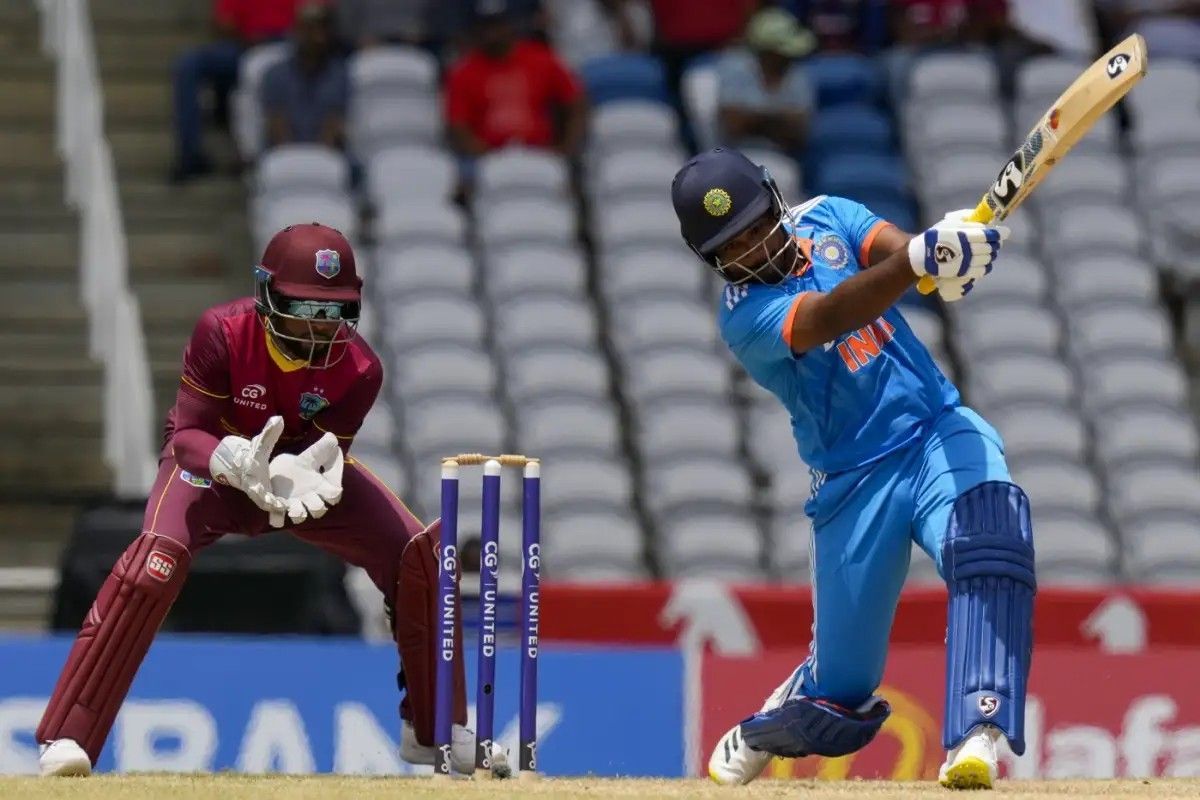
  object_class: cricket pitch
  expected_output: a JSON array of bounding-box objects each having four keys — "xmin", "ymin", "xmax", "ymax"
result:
[{"xmin": 1, "ymin": 776, "xmax": 1196, "ymax": 799}]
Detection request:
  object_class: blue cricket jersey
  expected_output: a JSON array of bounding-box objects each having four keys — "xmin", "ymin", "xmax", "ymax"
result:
[{"xmin": 718, "ymin": 195, "xmax": 960, "ymax": 474}]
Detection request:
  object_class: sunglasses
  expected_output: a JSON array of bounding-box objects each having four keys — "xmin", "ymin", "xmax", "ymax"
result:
[{"xmin": 282, "ymin": 298, "xmax": 357, "ymax": 320}]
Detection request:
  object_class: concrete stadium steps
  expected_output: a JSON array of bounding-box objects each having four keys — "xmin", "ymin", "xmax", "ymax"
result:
[{"xmin": 0, "ymin": 502, "xmax": 78, "ymax": 630}]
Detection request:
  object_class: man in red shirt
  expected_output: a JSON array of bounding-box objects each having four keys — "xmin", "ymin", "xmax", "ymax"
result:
[
  {"xmin": 36, "ymin": 224, "xmax": 506, "ymax": 778},
  {"xmin": 171, "ymin": 0, "xmax": 301, "ymax": 183},
  {"xmin": 444, "ymin": 0, "xmax": 587, "ymax": 161}
]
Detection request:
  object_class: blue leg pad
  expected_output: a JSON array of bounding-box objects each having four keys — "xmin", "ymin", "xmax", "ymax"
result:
[
  {"xmin": 739, "ymin": 695, "xmax": 891, "ymax": 758},
  {"xmin": 942, "ymin": 481, "xmax": 1036, "ymax": 754}
]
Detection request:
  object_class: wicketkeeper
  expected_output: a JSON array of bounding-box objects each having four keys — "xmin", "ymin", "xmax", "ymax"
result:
[
  {"xmin": 37, "ymin": 223, "xmax": 506, "ymax": 777},
  {"xmin": 672, "ymin": 149, "xmax": 1034, "ymax": 790}
]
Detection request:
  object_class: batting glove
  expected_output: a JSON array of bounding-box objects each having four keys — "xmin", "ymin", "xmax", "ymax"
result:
[{"xmin": 908, "ymin": 213, "xmax": 1010, "ymax": 280}]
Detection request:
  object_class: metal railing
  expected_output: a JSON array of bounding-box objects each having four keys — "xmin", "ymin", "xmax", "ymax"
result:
[{"xmin": 38, "ymin": 0, "xmax": 156, "ymax": 497}]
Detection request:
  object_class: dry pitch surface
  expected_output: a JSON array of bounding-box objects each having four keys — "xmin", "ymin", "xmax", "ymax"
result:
[{"xmin": 0, "ymin": 776, "xmax": 1196, "ymax": 800}]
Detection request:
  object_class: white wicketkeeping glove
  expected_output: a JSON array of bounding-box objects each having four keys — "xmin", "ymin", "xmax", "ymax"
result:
[
  {"xmin": 209, "ymin": 416, "xmax": 288, "ymax": 517},
  {"xmin": 267, "ymin": 432, "xmax": 345, "ymax": 528},
  {"xmin": 908, "ymin": 210, "xmax": 1010, "ymax": 280}
]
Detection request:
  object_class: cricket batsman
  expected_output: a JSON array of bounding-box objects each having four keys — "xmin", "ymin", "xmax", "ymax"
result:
[
  {"xmin": 671, "ymin": 149, "xmax": 1033, "ymax": 789},
  {"xmin": 36, "ymin": 223, "xmax": 506, "ymax": 778}
]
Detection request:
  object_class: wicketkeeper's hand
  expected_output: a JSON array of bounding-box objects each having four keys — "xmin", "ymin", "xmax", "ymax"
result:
[
  {"xmin": 267, "ymin": 432, "xmax": 345, "ymax": 528},
  {"xmin": 908, "ymin": 209, "xmax": 1010, "ymax": 281},
  {"xmin": 209, "ymin": 416, "xmax": 288, "ymax": 518}
]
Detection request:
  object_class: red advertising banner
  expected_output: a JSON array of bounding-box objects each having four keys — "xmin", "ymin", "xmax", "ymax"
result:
[
  {"xmin": 542, "ymin": 583, "xmax": 1195, "ymax": 651},
  {"xmin": 699, "ymin": 648, "xmax": 1200, "ymax": 780}
]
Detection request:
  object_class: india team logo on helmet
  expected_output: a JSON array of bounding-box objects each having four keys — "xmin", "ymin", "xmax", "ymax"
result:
[
  {"xmin": 815, "ymin": 233, "xmax": 850, "ymax": 269},
  {"xmin": 703, "ymin": 187, "xmax": 732, "ymax": 217},
  {"xmin": 314, "ymin": 248, "xmax": 341, "ymax": 280}
]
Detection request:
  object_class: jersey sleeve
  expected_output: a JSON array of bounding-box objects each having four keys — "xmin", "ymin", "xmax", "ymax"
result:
[
  {"xmin": 719, "ymin": 285, "xmax": 812, "ymax": 363},
  {"xmin": 823, "ymin": 195, "xmax": 893, "ymax": 267},
  {"xmin": 180, "ymin": 308, "xmax": 232, "ymax": 401}
]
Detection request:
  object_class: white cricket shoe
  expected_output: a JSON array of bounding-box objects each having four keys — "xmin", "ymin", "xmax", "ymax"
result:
[
  {"xmin": 707, "ymin": 668, "xmax": 799, "ymax": 785},
  {"xmin": 39, "ymin": 739, "xmax": 91, "ymax": 777},
  {"xmin": 399, "ymin": 719, "xmax": 511, "ymax": 777},
  {"xmin": 939, "ymin": 724, "xmax": 1000, "ymax": 790}
]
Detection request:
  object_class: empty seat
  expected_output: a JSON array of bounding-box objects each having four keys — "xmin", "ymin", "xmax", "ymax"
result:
[
  {"xmin": 1033, "ymin": 152, "xmax": 1129, "ymax": 206},
  {"xmin": 813, "ymin": 153, "xmax": 908, "ymax": 201},
  {"xmin": 232, "ymin": 42, "xmax": 290, "ymax": 158},
  {"xmin": 580, "ymin": 54, "xmax": 669, "ymax": 105},
  {"xmin": 540, "ymin": 455, "xmax": 635, "ymax": 513},
  {"xmin": 1094, "ymin": 407, "xmax": 1200, "ymax": 469},
  {"xmin": 367, "ymin": 146, "xmax": 456, "ymax": 210},
  {"xmin": 769, "ymin": 509, "xmax": 812, "ymax": 580},
  {"xmin": 392, "ymin": 343, "xmax": 498, "ymax": 401},
  {"xmin": 601, "ymin": 246, "xmax": 709, "ymax": 301},
  {"xmin": 504, "ymin": 345, "xmax": 611, "ymax": 403},
  {"xmin": 351, "ymin": 452, "xmax": 406, "ymax": 497},
  {"xmin": 623, "ymin": 347, "xmax": 732, "ymax": 403},
  {"xmin": 807, "ymin": 104, "xmax": 893, "ymax": 159},
  {"xmin": 1081, "ymin": 356, "xmax": 1189, "ymax": 417},
  {"xmin": 404, "ymin": 397, "xmax": 506, "ymax": 463},
  {"xmin": 748, "ymin": 405, "xmax": 798, "ymax": 474},
  {"xmin": 989, "ymin": 403, "xmax": 1087, "ymax": 463},
  {"xmin": 609, "ymin": 296, "xmax": 720, "ymax": 353},
  {"xmin": 494, "ymin": 295, "xmax": 597, "ymax": 351},
  {"xmin": 1030, "ymin": 509, "xmax": 1115, "ymax": 573},
  {"xmin": 384, "ymin": 291, "xmax": 486, "ymax": 347},
  {"xmin": 905, "ymin": 102, "xmax": 1008, "ymax": 153},
  {"xmin": 349, "ymin": 97, "xmax": 440, "ymax": 158},
  {"xmin": 903, "ymin": 307, "xmax": 945, "ymax": 352},
  {"xmin": 805, "ymin": 53, "xmax": 882, "ymax": 107},
  {"xmin": 477, "ymin": 198, "xmax": 576, "ymax": 248},
  {"xmin": 477, "ymin": 148, "xmax": 571, "ymax": 200},
  {"xmin": 1069, "ymin": 305, "xmax": 1173, "ymax": 362},
  {"xmin": 542, "ymin": 509, "xmax": 645, "ymax": 571},
  {"xmin": 1055, "ymin": 256, "xmax": 1157, "ymax": 309},
  {"xmin": 375, "ymin": 204, "xmax": 466, "ymax": 246},
  {"xmin": 1128, "ymin": 60, "xmax": 1200, "ymax": 121},
  {"xmin": 590, "ymin": 101, "xmax": 677, "ymax": 148},
  {"xmin": 681, "ymin": 60, "xmax": 719, "ymax": 150},
  {"xmin": 254, "ymin": 195, "xmax": 357, "ymax": 248},
  {"xmin": 255, "ymin": 144, "xmax": 349, "ymax": 197},
  {"xmin": 956, "ymin": 304, "xmax": 1061, "ymax": 359},
  {"xmin": 355, "ymin": 403, "xmax": 397, "ymax": 452},
  {"xmin": 1016, "ymin": 56, "xmax": 1089, "ymax": 107},
  {"xmin": 909, "ymin": 53, "xmax": 999, "ymax": 103},
  {"xmin": 968, "ymin": 253, "xmax": 1047, "ymax": 303},
  {"xmin": 1121, "ymin": 513, "xmax": 1200, "ymax": 580},
  {"xmin": 657, "ymin": 511, "xmax": 764, "ymax": 579},
  {"xmin": 349, "ymin": 46, "xmax": 438, "ymax": 97},
  {"xmin": 643, "ymin": 455, "xmax": 754, "ymax": 514},
  {"xmin": 515, "ymin": 398, "xmax": 622, "ymax": 457},
  {"xmin": 1010, "ymin": 460, "xmax": 1100, "ymax": 516},
  {"xmin": 766, "ymin": 460, "xmax": 814, "ymax": 515},
  {"xmin": 374, "ymin": 244, "xmax": 475, "ymax": 295},
  {"xmin": 1045, "ymin": 204, "xmax": 1143, "ymax": 255},
  {"xmin": 967, "ymin": 353, "xmax": 1075, "ymax": 409},
  {"xmin": 637, "ymin": 401, "xmax": 741, "ymax": 462},
  {"xmin": 741, "ymin": 148, "xmax": 802, "ymax": 202},
  {"xmin": 1110, "ymin": 466, "xmax": 1200, "ymax": 525},
  {"xmin": 1139, "ymin": 155, "xmax": 1200, "ymax": 214},
  {"xmin": 593, "ymin": 199, "xmax": 681, "ymax": 250},
  {"xmin": 1129, "ymin": 110, "xmax": 1200, "ymax": 157},
  {"xmin": 590, "ymin": 149, "xmax": 681, "ymax": 199},
  {"xmin": 486, "ymin": 245, "xmax": 588, "ymax": 301}
]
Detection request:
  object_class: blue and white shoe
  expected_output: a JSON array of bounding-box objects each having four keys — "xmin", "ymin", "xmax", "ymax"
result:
[{"xmin": 707, "ymin": 668, "xmax": 799, "ymax": 785}]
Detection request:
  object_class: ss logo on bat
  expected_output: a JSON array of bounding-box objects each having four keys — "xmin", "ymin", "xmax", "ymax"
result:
[
  {"xmin": 991, "ymin": 154, "xmax": 1025, "ymax": 207},
  {"xmin": 1107, "ymin": 53, "xmax": 1130, "ymax": 78}
]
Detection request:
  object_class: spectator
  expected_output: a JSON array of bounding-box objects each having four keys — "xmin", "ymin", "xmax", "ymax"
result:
[
  {"xmin": 650, "ymin": 0, "xmax": 755, "ymax": 104},
  {"xmin": 716, "ymin": 8, "xmax": 816, "ymax": 154},
  {"xmin": 1097, "ymin": 1, "xmax": 1200, "ymax": 62},
  {"xmin": 444, "ymin": 0, "xmax": 587, "ymax": 163},
  {"xmin": 171, "ymin": 0, "xmax": 298, "ymax": 183},
  {"xmin": 260, "ymin": 3, "xmax": 350, "ymax": 151},
  {"xmin": 794, "ymin": 0, "xmax": 890, "ymax": 53}
]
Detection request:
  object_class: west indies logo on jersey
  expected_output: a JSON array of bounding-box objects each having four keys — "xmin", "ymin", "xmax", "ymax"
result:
[
  {"xmin": 299, "ymin": 390, "xmax": 330, "ymax": 420},
  {"xmin": 314, "ymin": 249, "xmax": 340, "ymax": 280},
  {"xmin": 814, "ymin": 233, "xmax": 849, "ymax": 269}
]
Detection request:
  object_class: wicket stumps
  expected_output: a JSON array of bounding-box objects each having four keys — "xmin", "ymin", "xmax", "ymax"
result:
[{"xmin": 435, "ymin": 454, "xmax": 541, "ymax": 780}]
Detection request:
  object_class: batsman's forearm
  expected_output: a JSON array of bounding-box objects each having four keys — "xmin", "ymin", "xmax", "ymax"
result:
[{"xmin": 797, "ymin": 249, "xmax": 916, "ymax": 350}]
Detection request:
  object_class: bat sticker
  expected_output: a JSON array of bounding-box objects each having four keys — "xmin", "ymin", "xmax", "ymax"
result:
[
  {"xmin": 991, "ymin": 153, "xmax": 1026, "ymax": 206},
  {"xmin": 1107, "ymin": 53, "xmax": 1131, "ymax": 78}
]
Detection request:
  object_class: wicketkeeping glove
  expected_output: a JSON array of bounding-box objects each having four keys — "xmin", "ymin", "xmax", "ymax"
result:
[
  {"xmin": 267, "ymin": 432, "xmax": 345, "ymax": 528},
  {"xmin": 908, "ymin": 210, "xmax": 1010, "ymax": 280},
  {"xmin": 209, "ymin": 416, "xmax": 288, "ymax": 518}
]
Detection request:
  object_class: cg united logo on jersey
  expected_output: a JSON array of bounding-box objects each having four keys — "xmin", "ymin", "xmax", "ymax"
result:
[{"xmin": 814, "ymin": 234, "xmax": 849, "ymax": 269}]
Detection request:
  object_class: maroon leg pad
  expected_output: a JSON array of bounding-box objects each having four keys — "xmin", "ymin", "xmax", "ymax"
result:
[
  {"xmin": 36, "ymin": 532, "xmax": 191, "ymax": 763},
  {"xmin": 394, "ymin": 521, "xmax": 467, "ymax": 746}
]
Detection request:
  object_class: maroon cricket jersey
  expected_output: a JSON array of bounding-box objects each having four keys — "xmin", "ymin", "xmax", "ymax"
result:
[{"xmin": 162, "ymin": 297, "xmax": 381, "ymax": 470}]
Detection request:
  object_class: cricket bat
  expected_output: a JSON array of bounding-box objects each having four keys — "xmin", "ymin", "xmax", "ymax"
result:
[{"xmin": 917, "ymin": 33, "xmax": 1149, "ymax": 295}]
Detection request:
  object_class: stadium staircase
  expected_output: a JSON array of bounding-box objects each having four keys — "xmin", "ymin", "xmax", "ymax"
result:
[
  {"xmin": 0, "ymin": 2, "xmax": 107, "ymax": 628},
  {"xmin": 92, "ymin": 0, "xmax": 252, "ymax": 424}
]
